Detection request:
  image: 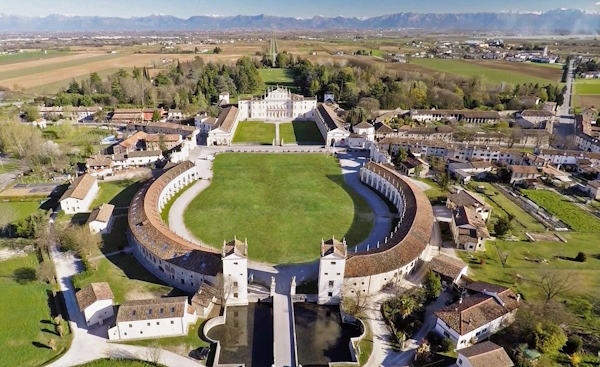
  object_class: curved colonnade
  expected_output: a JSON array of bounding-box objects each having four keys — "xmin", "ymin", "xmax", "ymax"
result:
[
  {"xmin": 127, "ymin": 161, "xmax": 222, "ymax": 293},
  {"xmin": 343, "ymin": 162, "xmax": 434, "ymax": 294}
]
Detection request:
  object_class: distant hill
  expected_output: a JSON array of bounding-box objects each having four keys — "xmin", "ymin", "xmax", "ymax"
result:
[{"xmin": 0, "ymin": 9, "xmax": 598, "ymax": 34}]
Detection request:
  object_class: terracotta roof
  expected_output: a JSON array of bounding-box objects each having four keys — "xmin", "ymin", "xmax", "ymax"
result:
[
  {"xmin": 321, "ymin": 237, "xmax": 347, "ymax": 257},
  {"xmin": 435, "ymin": 285, "xmax": 520, "ymax": 335},
  {"xmin": 75, "ymin": 282, "xmax": 114, "ymax": 311},
  {"xmin": 191, "ymin": 282, "xmax": 218, "ymax": 309},
  {"xmin": 86, "ymin": 154, "xmax": 113, "ymax": 168},
  {"xmin": 447, "ymin": 189, "xmax": 487, "ymax": 209},
  {"xmin": 119, "ymin": 131, "xmax": 147, "ymax": 149},
  {"xmin": 60, "ymin": 174, "xmax": 97, "ymax": 201},
  {"xmin": 459, "ymin": 341, "xmax": 514, "ymax": 367},
  {"xmin": 355, "ymin": 121, "xmax": 374, "ymax": 129},
  {"xmin": 130, "ymin": 121, "xmax": 196, "ymax": 133},
  {"xmin": 373, "ymin": 121, "xmax": 394, "ymax": 133},
  {"xmin": 87, "ymin": 203, "xmax": 115, "ymax": 224},
  {"xmin": 317, "ymin": 104, "xmax": 347, "ymax": 131},
  {"xmin": 222, "ymin": 238, "xmax": 247, "ymax": 257},
  {"xmin": 116, "ymin": 296, "xmax": 188, "ymax": 322},
  {"xmin": 520, "ymin": 110, "xmax": 554, "ymax": 117},
  {"xmin": 412, "ymin": 109, "xmax": 500, "ymax": 119},
  {"xmin": 128, "ymin": 161, "xmax": 221, "ymax": 277},
  {"xmin": 428, "ymin": 254, "xmax": 467, "ymax": 281},
  {"xmin": 345, "ymin": 162, "xmax": 433, "ymax": 278},
  {"xmin": 143, "ymin": 134, "xmax": 181, "ymax": 142},
  {"xmin": 454, "ymin": 206, "xmax": 490, "ymax": 239},
  {"xmin": 215, "ymin": 106, "xmax": 239, "ymax": 133},
  {"xmin": 128, "ymin": 150, "xmax": 162, "ymax": 158}
]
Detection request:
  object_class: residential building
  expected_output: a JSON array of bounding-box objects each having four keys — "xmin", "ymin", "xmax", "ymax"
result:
[
  {"xmin": 428, "ymin": 254, "xmax": 468, "ymax": 285},
  {"xmin": 87, "ymin": 204, "xmax": 115, "ymax": 234},
  {"xmin": 314, "ymin": 103, "xmax": 350, "ymax": 147},
  {"xmin": 515, "ymin": 110, "xmax": 554, "ymax": 129},
  {"xmin": 113, "ymin": 131, "xmax": 147, "ymax": 155},
  {"xmin": 108, "ymin": 297, "xmax": 198, "ymax": 340},
  {"xmin": 207, "ymin": 106, "xmax": 241, "ymax": 146},
  {"xmin": 509, "ymin": 165, "xmax": 540, "ymax": 184},
  {"xmin": 75, "ymin": 282, "xmax": 115, "ymax": 327},
  {"xmin": 142, "ymin": 108, "xmax": 164, "ymax": 122},
  {"xmin": 398, "ymin": 157, "xmax": 430, "ymax": 178},
  {"xmin": 353, "ymin": 121, "xmax": 375, "ymax": 142},
  {"xmin": 447, "ymin": 188, "xmax": 492, "ymax": 222},
  {"xmin": 86, "ymin": 154, "xmax": 114, "ymax": 177},
  {"xmin": 373, "ymin": 121, "xmax": 394, "ymax": 140},
  {"xmin": 167, "ymin": 109, "xmax": 184, "ymax": 121},
  {"xmin": 450, "ymin": 206, "xmax": 491, "ymax": 252},
  {"xmin": 448, "ymin": 161, "xmax": 495, "ymax": 184},
  {"xmin": 318, "ymin": 237, "xmax": 347, "ymax": 305},
  {"xmin": 409, "ymin": 109, "xmax": 501, "ymax": 124},
  {"xmin": 237, "ymin": 87, "xmax": 316, "ymax": 120},
  {"xmin": 196, "ymin": 116, "xmax": 217, "ymax": 134},
  {"xmin": 586, "ymin": 180, "xmax": 600, "ymax": 200},
  {"xmin": 191, "ymin": 282, "xmax": 218, "ymax": 318},
  {"xmin": 111, "ymin": 108, "xmax": 143, "ymax": 123},
  {"xmin": 434, "ymin": 282, "xmax": 520, "ymax": 349},
  {"xmin": 143, "ymin": 134, "xmax": 182, "ymax": 151},
  {"xmin": 457, "ymin": 341, "xmax": 514, "ymax": 367},
  {"xmin": 128, "ymin": 121, "xmax": 197, "ymax": 140},
  {"xmin": 59, "ymin": 174, "xmax": 99, "ymax": 215},
  {"xmin": 76, "ymin": 106, "xmax": 101, "ymax": 122}
]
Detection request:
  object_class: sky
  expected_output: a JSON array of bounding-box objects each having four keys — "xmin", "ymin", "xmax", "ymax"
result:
[{"xmin": 2, "ymin": 0, "xmax": 599, "ymax": 18}]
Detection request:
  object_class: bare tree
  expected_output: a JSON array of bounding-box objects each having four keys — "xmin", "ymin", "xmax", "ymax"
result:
[
  {"xmin": 214, "ymin": 273, "xmax": 235, "ymax": 306},
  {"xmin": 532, "ymin": 271, "xmax": 573, "ymax": 305},
  {"xmin": 36, "ymin": 260, "xmax": 55, "ymax": 283},
  {"xmin": 342, "ymin": 285, "xmax": 374, "ymax": 317},
  {"xmin": 143, "ymin": 342, "xmax": 163, "ymax": 366}
]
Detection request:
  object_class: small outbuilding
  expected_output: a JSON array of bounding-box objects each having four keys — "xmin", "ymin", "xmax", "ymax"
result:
[
  {"xmin": 75, "ymin": 282, "xmax": 115, "ymax": 327},
  {"xmin": 428, "ymin": 254, "xmax": 468, "ymax": 285},
  {"xmin": 457, "ymin": 341, "xmax": 514, "ymax": 367},
  {"xmin": 87, "ymin": 203, "xmax": 115, "ymax": 234}
]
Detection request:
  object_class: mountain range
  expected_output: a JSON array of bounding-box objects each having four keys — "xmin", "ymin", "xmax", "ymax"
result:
[{"xmin": 0, "ymin": 9, "xmax": 598, "ymax": 34}]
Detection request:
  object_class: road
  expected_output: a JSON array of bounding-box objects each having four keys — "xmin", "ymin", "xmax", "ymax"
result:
[{"xmin": 552, "ymin": 59, "xmax": 576, "ymax": 148}]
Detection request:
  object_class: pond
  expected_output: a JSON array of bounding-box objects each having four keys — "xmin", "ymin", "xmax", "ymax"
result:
[
  {"xmin": 206, "ymin": 303, "xmax": 274, "ymax": 367},
  {"xmin": 294, "ymin": 303, "xmax": 362, "ymax": 367}
]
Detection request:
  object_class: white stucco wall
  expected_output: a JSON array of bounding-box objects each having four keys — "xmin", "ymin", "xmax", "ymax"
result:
[
  {"xmin": 435, "ymin": 311, "xmax": 516, "ymax": 350},
  {"xmin": 60, "ymin": 180, "xmax": 99, "ymax": 214},
  {"xmin": 318, "ymin": 253, "xmax": 346, "ymax": 304},
  {"xmin": 222, "ymin": 253, "xmax": 248, "ymax": 306},
  {"xmin": 83, "ymin": 299, "xmax": 114, "ymax": 326}
]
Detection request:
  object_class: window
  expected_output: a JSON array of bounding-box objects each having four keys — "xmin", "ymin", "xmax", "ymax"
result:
[
  {"xmin": 331, "ymin": 262, "xmax": 336, "ymax": 265},
  {"xmin": 132, "ymin": 311, "xmax": 136, "ymax": 316},
  {"xmin": 336, "ymin": 273, "xmax": 340, "ymax": 276},
  {"xmin": 156, "ymin": 322, "xmax": 160, "ymax": 325},
  {"xmin": 140, "ymin": 331, "xmax": 143, "ymax": 334},
  {"xmin": 233, "ymin": 281, "xmax": 238, "ymax": 287},
  {"xmin": 233, "ymin": 262, "xmax": 238, "ymax": 265},
  {"xmin": 233, "ymin": 292, "xmax": 238, "ymax": 298},
  {"xmin": 328, "ymin": 281, "xmax": 334, "ymax": 287},
  {"xmin": 171, "ymin": 307, "xmax": 175, "ymax": 313},
  {"xmin": 147, "ymin": 322, "xmax": 150, "ymax": 326},
  {"xmin": 459, "ymin": 359, "xmax": 463, "ymax": 365},
  {"xmin": 443, "ymin": 331, "xmax": 450, "ymax": 337},
  {"xmin": 328, "ymin": 292, "xmax": 333, "ymax": 297},
  {"xmin": 171, "ymin": 321, "xmax": 174, "ymax": 324},
  {"xmin": 148, "ymin": 309, "xmax": 152, "ymax": 315},
  {"xmin": 129, "ymin": 324, "xmax": 132, "ymax": 328},
  {"xmin": 324, "ymin": 273, "xmax": 328, "ymax": 276}
]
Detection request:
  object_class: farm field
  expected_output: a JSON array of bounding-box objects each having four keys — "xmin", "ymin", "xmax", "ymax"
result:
[
  {"xmin": 411, "ymin": 58, "xmax": 560, "ymax": 85},
  {"xmin": 184, "ymin": 154, "xmax": 374, "ymax": 264},
  {"xmin": 258, "ymin": 68, "xmax": 294, "ymax": 89},
  {"xmin": 0, "ymin": 251, "xmax": 72, "ymax": 367},
  {"xmin": 470, "ymin": 182, "xmax": 545, "ymax": 232},
  {"xmin": 574, "ymin": 79, "xmax": 600, "ymax": 95},
  {"xmin": 43, "ymin": 125, "xmax": 114, "ymax": 151},
  {"xmin": 575, "ymin": 95, "xmax": 600, "ymax": 110},
  {"xmin": 0, "ymin": 50, "xmax": 72, "ymax": 66},
  {"xmin": 0, "ymin": 54, "xmax": 119, "ymax": 81},
  {"xmin": 279, "ymin": 121, "xmax": 325, "ymax": 144},
  {"xmin": 28, "ymin": 68, "xmax": 125, "ymax": 95},
  {"xmin": 522, "ymin": 189, "xmax": 600, "ymax": 232},
  {"xmin": 232, "ymin": 121, "xmax": 276, "ymax": 145}
]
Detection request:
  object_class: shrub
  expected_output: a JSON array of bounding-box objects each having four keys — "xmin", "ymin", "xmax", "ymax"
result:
[
  {"xmin": 575, "ymin": 252, "xmax": 586, "ymax": 262},
  {"xmin": 440, "ymin": 338, "xmax": 454, "ymax": 353},
  {"xmin": 563, "ymin": 335, "xmax": 583, "ymax": 355},
  {"xmin": 479, "ymin": 258, "xmax": 486, "ymax": 265}
]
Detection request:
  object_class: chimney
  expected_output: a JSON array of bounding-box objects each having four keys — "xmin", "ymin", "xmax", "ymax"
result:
[{"xmin": 516, "ymin": 294, "xmax": 521, "ymax": 302}]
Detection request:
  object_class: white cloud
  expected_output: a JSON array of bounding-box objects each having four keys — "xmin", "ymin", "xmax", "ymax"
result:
[{"xmin": 596, "ymin": 1, "xmax": 600, "ymax": 5}]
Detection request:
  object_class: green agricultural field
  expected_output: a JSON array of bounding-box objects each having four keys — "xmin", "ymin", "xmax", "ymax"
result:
[
  {"xmin": 574, "ymin": 80, "xmax": 600, "ymax": 95},
  {"xmin": 0, "ymin": 252, "xmax": 72, "ymax": 367},
  {"xmin": 91, "ymin": 179, "xmax": 144, "ymax": 209},
  {"xmin": 411, "ymin": 59, "xmax": 557, "ymax": 85},
  {"xmin": 471, "ymin": 183, "xmax": 545, "ymax": 232},
  {"xmin": 74, "ymin": 359, "xmax": 165, "ymax": 367},
  {"xmin": 0, "ymin": 54, "xmax": 119, "ymax": 81},
  {"xmin": 522, "ymin": 189, "xmax": 600, "ymax": 232},
  {"xmin": 0, "ymin": 50, "xmax": 70, "ymax": 66},
  {"xmin": 0, "ymin": 202, "xmax": 41, "ymax": 222},
  {"xmin": 27, "ymin": 68, "xmax": 126, "ymax": 95},
  {"xmin": 258, "ymin": 68, "xmax": 294, "ymax": 86},
  {"xmin": 184, "ymin": 154, "xmax": 374, "ymax": 263},
  {"xmin": 232, "ymin": 121, "xmax": 276, "ymax": 145},
  {"xmin": 279, "ymin": 121, "xmax": 325, "ymax": 144}
]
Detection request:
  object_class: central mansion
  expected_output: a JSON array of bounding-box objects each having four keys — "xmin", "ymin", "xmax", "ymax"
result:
[{"xmin": 238, "ymin": 87, "xmax": 316, "ymax": 120}]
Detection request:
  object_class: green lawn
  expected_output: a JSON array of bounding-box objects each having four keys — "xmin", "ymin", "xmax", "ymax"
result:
[
  {"xmin": 0, "ymin": 252, "xmax": 72, "ymax": 367},
  {"xmin": 159, "ymin": 181, "xmax": 195, "ymax": 224},
  {"xmin": 184, "ymin": 154, "xmax": 374, "ymax": 263},
  {"xmin": 574, "ymin": 80, "xmax": 600, "ymax": 95},
  {"xmin": 0, "ymin": 50, "xmax": 70, "ymax": 66},
  {"xmin": 522, "ymin": 189, "xmax": 600, "ymax": 232},
  {"xmin": 279, "ymin": 121, "xmax": 325, "ymax": 144},
  {"xmin": 470, "ymin": 183, "xmax": 545, "ymax": 232},
  {"xmin": 412, "ymin": 177, "xmax": 447, "ymax": 202},
  {"xmin": 122, "ymin": 318, "xmax": 209, "ymax": 354},
  {"xmin": 74, "ymin": 359, "xmax": 165, "ymax": 367},
  {"xmin": 411, "ymin": 58, "xmax": 556, "ymax": 85},
  {"xmin": 0, "ymin": 161, "xmax": 19, "ymax": 174},
  {"xmin": 0, "ymin": 202, "xmax": 42, "ymax": 222},
  {"xmin": 0, "ymin": 54, "xmax": 119, "ymax": 81},
  {"xmin": 232, "ymin": 121, "xmax": 276, "ymax": 145},
  {"xmin": 358, "ymin": 320, "xmax": 373, "ymax": 366},
  {"xmin": 91, "ymin": 179, "xmax": 143, "ymax": 209},
  {"xmin": 258, "ymin": 68, "xmax": 294, "ymax": 86},
  {"xmin": 43, "ymin": 126, "xmax": 113, "ymax": 148},
  {"xmin": 75, "ymin": 253, "xmax": 173, "ymax": 304},
  {"xmin": 459, "ymin": 232, "xmax": 600, "ymax": 304}
]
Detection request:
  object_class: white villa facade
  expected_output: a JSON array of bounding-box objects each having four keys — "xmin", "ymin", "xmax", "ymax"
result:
[
  {"xmin": 238, "ymin": 87, "xmax": 316, "ymax": 121},
  {"xmin": 59, "ymin": 174, "xmax": 99, "ymax": 215},
  {"xmin": 207, "ymin": 106, "xmax": 241, "ymax": 146},
  {"xmin": 317, "ymin": 238, "xmax": 347, "ymax": 305},
  {"xmin": 108, "ymin": 297, "xmax": 197, "ymax": 340}
]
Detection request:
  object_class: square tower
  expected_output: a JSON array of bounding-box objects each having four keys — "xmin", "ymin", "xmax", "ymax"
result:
[
  {"xmin": 317, "ymin": 237, "xmax": 347, "ymax": 305},
  {"xmin": 221, "ymin": 237, "xmax": 248, "ymax": 306}
]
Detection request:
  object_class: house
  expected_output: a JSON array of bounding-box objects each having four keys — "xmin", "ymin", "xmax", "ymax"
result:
[
  {"xmin": 191, "ymin": 282, "xmax": 218, "ymax": 318},
  {"xmin": 434, "ymin": 282, "xmax": 520, "ymax": 349},
  {"xmin": 86, "ymin": 154, "xmax": 114, "ymax": 177},
  {"xmin": 373, "ymin": 121, "xmax": 394, "ymax": 140},
  {"xmin": 448, "ymin": 162, "xmax": 495, "ymax": 184},
  {"xmin": 167, "ymin": 109, "xmax": 184, "ymax": 121},
  {"xmin": 428, "ymin": 254, "xmax": 468, "ymax": 285},
  {"xmin": 76, "ymin": 106, "xmax": 101, "ymax": 122},
  {"xmin": 111, "ymin": 109, "xmax": 143, "ymax": 123},
  {"xmin": 113, "ymin": 131, "xmax": 147, "ymax": 155},
  {"xmin": 195, "ymin": 116, "xmax": 217, "ymax": 134},
  {"xmin": 451, "ymin": 206, "xmax": 491, "ymax": 252},
  {"xmin": 317, "ymin": 237, "xmax": 347, "ymax": 305},
  {"xmin": 207, "ymin": 106, "xmax": 241, "ymax": 146},
  {"xmin": 447, "ymin": 188, "xmax": 492, "ymax": 222},
  {"xmin": 108, "ymin": 297, "xmax": 198, "ymax": 340},
  {"xmin": 509, "ymin": 165, "xmax": 540, "ymax": 184},
  {"xmin": 59, "ymin": 174, "xmax": 99, "ymax": 215},
  {"xmin": 143, "ymin": 134, "xmax": 182, "ymax": 151},
  {"xmin": 515, "ymin": 110, "xmax": 554, "ymax": 129},
  {"xmin": 142, "ymin": 108, "xmax": 164, "ymax": 122},
  {"xmin": 237, "ymin": 87, "xmax": 316, "ymax": 120},
  {"xmin": 87, "ymin": 204, "xmax": 115, "ymax": 234},
  {"xmin": 128, "ymin": 121, "xmax": 197, "ymax": 140},
  {"xmin": 586, "ymin": 180, "xmax": 600, "ymax": 200},
  {"xmin": 457, "ymin": 341, "xmax": 514, "ymax": 367},
  {"xmin": 314, "ymin": 103, "xmax": 350, "ymax": 147},
  {"xmin": 398, "ymin": 157, "xmax": 430, "ymax": 178},
  {"xmin": 75, "ymin": 282, "xmax": 115, "ymax": 327},
  {"xmin": 542, "ymin": 102, "xmax": 557, "ymax": 113}
]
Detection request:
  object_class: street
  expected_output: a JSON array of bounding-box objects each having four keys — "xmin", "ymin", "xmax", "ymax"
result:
[{"xmin": 552, "ymin": 59, "xmax": 576, "ymax": 148}]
